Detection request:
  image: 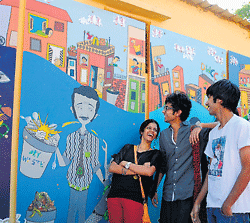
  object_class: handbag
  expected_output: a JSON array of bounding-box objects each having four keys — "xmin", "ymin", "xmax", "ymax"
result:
[{"xmin": 134, "ymin": 145, "xmax": 151, "ymax": 223}]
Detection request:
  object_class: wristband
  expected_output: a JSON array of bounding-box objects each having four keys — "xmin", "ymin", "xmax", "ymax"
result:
[
  {"xmin": 193, "ymin": 125, "xmax": 202, "ymax": 130},
  {"xmin": 125, "ymin": 162, "xmax": 131, "ymax": 169},
  {"xmin": 194, "ymin": 121, "xmax": 202, "ymax": 130},
  {"xmin": 121, "ymin": 168, "xmax": 127, "ymax": 175}
]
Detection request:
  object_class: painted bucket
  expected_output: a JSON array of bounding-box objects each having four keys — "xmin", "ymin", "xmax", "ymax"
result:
[
  {"xmin": 20, "ymin": 127, "xmax": 57, "ymax": 179},
  {"xmin": 106, "ymin": 89, "xmax": 119, "ymax": 105},
  {"xmin": 25, "ymin": 209, "xmax": 56, "ymax": 223}
]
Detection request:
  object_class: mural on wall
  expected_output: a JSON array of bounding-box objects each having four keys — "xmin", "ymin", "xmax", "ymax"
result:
[
  {"xmin": 228, "ymin": 51, "xmax": 250, "ymax": 119},
  {"xmin": 15, "ymin": 51, "xmax": 145, "ymax": 223},
  {"xmin": 0, "ymin": 0, "xmax": 227, "ymax": 222},
  {"xmin": 0, "ymin": 0, "xmax": 146, "ymax": 114},
  {"xmin": 0, "ymin": 0, "xmax": 147, "ymax": 222},
  {"xmin": 149, "ymin": 26, "xmax": 227, "ymax": 112},
  {"xmin": 0, "ymin": 46, "xmax": 15, "ymax": 221}
]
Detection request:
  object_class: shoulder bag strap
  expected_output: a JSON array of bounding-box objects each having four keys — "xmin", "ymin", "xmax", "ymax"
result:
[{"xmin": 134, "ymin": 145, "xmax": 146, "ymax": 201}]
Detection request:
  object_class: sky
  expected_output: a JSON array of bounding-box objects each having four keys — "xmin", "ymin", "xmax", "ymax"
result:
[{"xmin": 207, "ymin": 0, "xmax": 249, "ymax": 13}]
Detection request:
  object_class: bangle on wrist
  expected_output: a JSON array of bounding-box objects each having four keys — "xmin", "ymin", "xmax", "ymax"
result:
[
  {"xmin": 194, "ymin": 125, "xmax": 202, "ymax": 130},
  {"xmin": 124, "ymin": 168, "xmax": 127, "ymax": 175},
  {"xmin": 122, "ymin": 168, "xmax": 127, "ymax": 175},
  {"xmin": 125, "ymin": 162, "xmax": 132, "ymax": 169},
  {"xmin": 194, "ymin": 121, "xmax": 202, "ymax": 130}
]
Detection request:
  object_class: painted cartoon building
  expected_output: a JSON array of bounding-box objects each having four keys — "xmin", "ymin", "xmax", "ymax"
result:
[
  {"xmin": 126, "ymin": 75, "xmax": 146, "ymax": 113},
  {"xmin": 148, "ymin": 45, "xmax": 169, "ymax": 111},
  {"xmin": 149, "ymin": 71, "xmax": 171, "ymax": 111},
  {"xmin": 112, "ymin": 75, "xmax": 127, "ymax": 110},
  {"xmin": 172, "ymin": 65, "xmax": 185, "ymax": 93},
  {"xmin": 239, "ymin": 65, "xmax": 250, "ymax": 117},
  {"xmin": 66, "ymin": 56, "xmax": 77, "ymax": 80},
  {"xmin": 76, "ymin": 39, "xmax": 115, "ymax": 101},
  {"xmin": 198, "ymin": 73, "xmax": 214, "ymax": 106},
  {"xmin": 125, "ymin": 26, "xmax": 146, "ymax": 113},
  {"xmin": 186, "ymin": 83, "xmax": 202, "ymax": 104},
  {"xmin": 0, "ymin": 0, "xmax": 72, "ymax": 72}
]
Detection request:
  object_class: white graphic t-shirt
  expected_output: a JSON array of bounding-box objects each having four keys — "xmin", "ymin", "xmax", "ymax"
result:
[{"xmin": 205, "ymin": 115, "xmax": 250, "ymax": 213}]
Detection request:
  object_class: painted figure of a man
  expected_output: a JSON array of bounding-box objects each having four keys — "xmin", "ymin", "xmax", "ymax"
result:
[{"xmin": 56, "ymin": 85, "xmax": 105, "ymax": 223}]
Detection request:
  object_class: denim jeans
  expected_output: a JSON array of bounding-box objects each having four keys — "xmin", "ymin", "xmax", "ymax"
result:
[{"xmin": 207, "ymin": 208, "xmax": 249, "ymax": 223}]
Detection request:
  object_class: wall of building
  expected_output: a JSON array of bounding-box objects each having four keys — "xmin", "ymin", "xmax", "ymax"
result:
[
  {"xmin": 79, "ymin": 0, "xmax": 250, "ymax": 58},
  {"xmin": 152, "ymin": 0, "xmax": 250, "ymax": 57}
]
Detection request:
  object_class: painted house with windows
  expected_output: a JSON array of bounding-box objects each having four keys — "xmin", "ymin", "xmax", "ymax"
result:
[
  {"xmin": 238, "ymin": 66, "xmax": 250, "ymax": 117},
  {"xmin": 124, "ymin": 26, "xmax": 146, "ymax": 113},
  {"xmin": 149, "ymin": 71, "xmax": 172, "ymax": 111},
  {"xmin": 198, "ymin": 73, "xmax": 214, "ymax": 107},
  {"xmin": 186, "ymin": 83, "xmax": 202, "ymax": 104},
  {"xmin": 66, "ymin": 56, "xmax": 77, "ymax": 80},
  {"xmin": 172, "ymin": 65, "xmax": 185, "ymax": 93},
  {"xmin": 126, "ymin": 75, "xmax": 146, "ymax": 113},
  {"xmin": 0, "ymin": 0, "xmax": 72, "ymax": 72},
  {"xmin": 76, "ymin": 39, "xmax": 115, "ymax": 101}
]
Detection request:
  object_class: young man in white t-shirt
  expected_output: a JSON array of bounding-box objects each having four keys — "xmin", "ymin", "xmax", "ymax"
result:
[{"xmin": 191, "ymin": 79, "xmax": 250, "ymax": 223}]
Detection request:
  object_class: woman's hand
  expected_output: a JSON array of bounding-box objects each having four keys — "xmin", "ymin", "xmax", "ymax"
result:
[
  {"xmin": 143, "ymin": 162, "xmax": 151, "ymax": 167},
  {"xmin": 119, "ymin": 161, "xmax": 127, "ymax": 167},
  {"xmin": 190, "ymin": 203, "xmax": 201, "ymax": 223},
  {"xmin": 151, "ymin": 192, "xmax": 158, "ymax": 208}
]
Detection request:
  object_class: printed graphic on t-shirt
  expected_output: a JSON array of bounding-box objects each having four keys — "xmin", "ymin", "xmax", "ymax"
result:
[{"xmin": 209, "ymin": 136, "xmax": 226, "ymax": 177}]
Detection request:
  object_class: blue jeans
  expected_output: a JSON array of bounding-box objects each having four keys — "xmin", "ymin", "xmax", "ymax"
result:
[
  {"xmin": 67, "ymin": 187, "xmax": 88, "ymax": 223},
  {"xmin": 207, "ymin": 208, "xmax": 249, "ymax": 223}
]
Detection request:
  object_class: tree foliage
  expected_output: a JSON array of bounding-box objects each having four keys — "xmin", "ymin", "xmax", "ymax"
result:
[{"xmin": 235, "ymin": 3, "xmax": 250, "ymax": 21}]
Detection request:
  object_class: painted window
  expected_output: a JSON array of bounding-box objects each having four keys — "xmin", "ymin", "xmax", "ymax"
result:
[
  {"xmin": 174, "ymin": 72, "xmax": 179, "ymax": 78},
  {"xmin": 131, "ymin": 82, "xmax": 137, "ymax": 90},
  {"xmin": 70, "ymin": 60, "xmax": 75, "ymax": 66},
  {"xmin": 108, "ymin": 57, "xmax": 113, "ymax": 65},
  {"xmin": 9, "ymin": 31, "xmax": 17, "ymax": 47},
  {"xmin": 129, "ymin": 37, "xmax": 145, "ymax": 57},
  {"xmin": 140, "ymin": 82, "xmax": 145, "ymax": 113},
  {"xmin": 128, "ymin": 79, "xmax": 139, "ymax": 113},
  {"xmin": 28, "ymin": 13, "xmax": 48, "ymax": 37},
  {"xmin": 54, "ymin": 21, "xmax": 64, "ymax": 32},
  {"xmin": 79, "ymin": 54, "xmax": 89, "ymax": 66},
  {"xmin": 81, "ymin": 69, "xmax": 88, "ymax": 84},
  {"xmin": 131, "ymin": 102, "xmax": 135, "ymax": 110},
  {"xmin": 141, "ymin": 103, "xmax": 145, "ymax": 113},
  {"xmin": 131, "ymin": 91, "xmax": 136, "ymax": 100},
  {"xmin": 47, "ymin": 44, "xmax": 65, "ymax": 67},
  {"xmin": 141, "ymin": 83, "xmax": 145, "ymax": 91},
  {"xmin": 162, "ymin": 81, "xmax": 170, "ymax": 96},
  {"xmin": 70, "ymin": 69, "xmax": 74, "ymax": 77},
  {"xmin": 141, "ymin": 92, "xmax": 145, "ymax": 101},
  {"xmin": 175, "ymin": 81, "xmax": 180, "ymax": 88},
  {"xmin": 107, "ymin": 72, "xmax": 111, "ymax": 79},
  {"xmin": 30, "ymin": 38, "xmax": 41, "ymax": 52}
]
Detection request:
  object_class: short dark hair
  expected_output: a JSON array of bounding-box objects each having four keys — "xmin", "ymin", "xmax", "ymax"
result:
[
  {"xmin": 71, "ymin": 85, "xmax": 100, "ymax": 119},
  {"xmin": 82, "ymin": 56, "xmax": 87, "ymax": 61},
  {"xmin": 45, "ymin": 28, "xmax": 52, "ymax": 35},
  {"xmin": 206, "ymin": 79, "xmax": 240, "ymax": 113},
  {"xmin": 165, "ymin": 92, "xmax": 192, "ymax": 121},
  {"xmin": 133, "ymin": 58, "xmax": 139, "ymax": 64},
  {"xmin": 139, "ymin": 119, "xmax": 160, "ymax": 139}
]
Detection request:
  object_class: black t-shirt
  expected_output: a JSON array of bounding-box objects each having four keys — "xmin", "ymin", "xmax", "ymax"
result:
[{"xmin": 107, "ymin": 144, "xmax": 162, "ymax": 204}]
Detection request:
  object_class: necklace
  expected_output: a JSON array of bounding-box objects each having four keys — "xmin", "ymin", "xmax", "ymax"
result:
[{"xmin": 137, "ymin": 144, "xmax": 151, "ymax": 153}]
